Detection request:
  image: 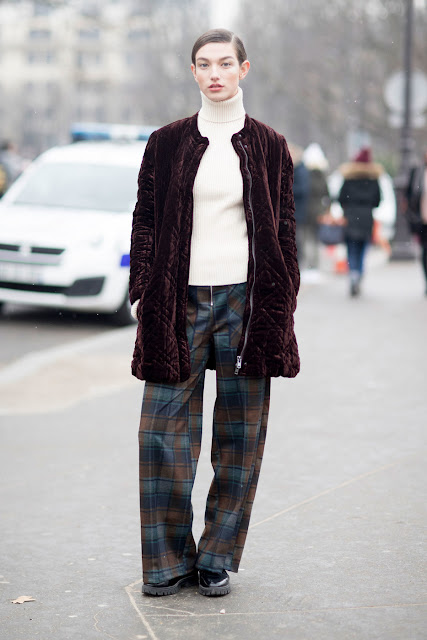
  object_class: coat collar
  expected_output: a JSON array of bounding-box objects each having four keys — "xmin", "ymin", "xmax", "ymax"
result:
[
  {"xmin": 339, "ymin": 161, "xmax": 383, "ymax": 180},
  {"xmin": 188, "ymin": 112, "xmax": 252, "ymax": 143}
]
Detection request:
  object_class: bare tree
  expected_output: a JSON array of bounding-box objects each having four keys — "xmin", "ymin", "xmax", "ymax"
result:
[{"xmin": 238, "ymin": 0, "xmax": 427, "ymax": 169}]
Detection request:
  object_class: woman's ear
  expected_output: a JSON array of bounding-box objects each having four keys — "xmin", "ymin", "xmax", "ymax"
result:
[
  {"xmin": 191, "ymin": 63, "xmax": 197, "ymax": 81},
  {"xmin": 239, "ymin": 60, "xmax": 250, "ymax": 80}
]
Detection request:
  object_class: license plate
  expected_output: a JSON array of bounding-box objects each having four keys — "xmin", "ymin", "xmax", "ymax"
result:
[{"xmin": 0, "ymin": 262, "xmax": 45, "ymax": 284}]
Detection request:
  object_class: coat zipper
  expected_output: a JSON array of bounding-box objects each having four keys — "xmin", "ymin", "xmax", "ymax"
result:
[
  {"xmin": 210, "ymin": 285, "xmax": 213, "ymax": 307},
  {"xmin": 235, "ymin": 141, "xmax": 256, "ymax": 375}
]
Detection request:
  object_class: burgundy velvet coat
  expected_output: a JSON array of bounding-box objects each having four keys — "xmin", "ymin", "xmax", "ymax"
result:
[{"xmin": 129, "ymin": 113, "xmax": 300, "ymax": 382}]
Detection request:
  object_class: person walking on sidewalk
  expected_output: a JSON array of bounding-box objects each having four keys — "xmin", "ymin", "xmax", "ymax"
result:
[
  {"xmin": 301, "ymin": 143, "xmax": 330, "ymax": 274},
  {"xmin": 406, "ymin": 149, "xmax": 427, "ymax": 295},
  {"xmin": 289, "ymin": 143, "xmax": 310, "ymax": 268},
  {"xmin": 129, "ymin": 29, "xmax": 300, "ymax": 598},
  {"xmin": 338, "ymin": 147, "xmax": 383, "ymax": 296}
]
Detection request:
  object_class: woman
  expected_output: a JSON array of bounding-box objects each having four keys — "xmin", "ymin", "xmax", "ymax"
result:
[
  {"xmin": 288, "ymin": 143, "xmax": 310, "ymax": 268},
  {"xmin": 129, "ymin": 29, "xmax": 299, "ymax": 598},
  {"xmin": 301, "ymin": 143, "xmax": 330, "ymax": 272},
  {"xmin": 338, "ymin": 147, "xmax": 382, "ymax": 296}
]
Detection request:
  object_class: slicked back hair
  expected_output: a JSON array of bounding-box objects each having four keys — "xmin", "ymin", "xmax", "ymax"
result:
[{"xmin": 191, "ymin": 29, "xmax": 247, "ymax": 66}]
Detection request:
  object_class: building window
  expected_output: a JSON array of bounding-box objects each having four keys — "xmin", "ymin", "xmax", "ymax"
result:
[
  {"xmin": 127, "ymin": 29, "xmax": 150, "ymax": 41},
  {"xmin": 78, "ymin": 28, "xmax": 100, "ymax": 40},
  {"xmin": 29, "ymin": 29, "xmax": 51, "ymax": 39},
  {"xmin": 25, "ymin": 108, "xmax": 39, "ymax": 120},
  {"xmin": 46, "ymin": 82, "xmax": 57, "ymax": 94},
  {"xmin": 95, "ymin": 106, "xmax": 105, "ymax": 121},
  {"xmin": 76, "ymin": 51, "xmax": 102, "ymax": 68},
  {"xmin": 28, "ymin": 51, "xmax": 55, "ymax": 64},
  {"xmin": 77, "ymin": 81, "xmax": 106, "ymax": 95},
  {"xmin": 126, "ymin": 52, "xmax": 139, "ymax": 67},
  {"xmin": 34, "ymin": 4, "xmax": 51, "ymax": 16}
]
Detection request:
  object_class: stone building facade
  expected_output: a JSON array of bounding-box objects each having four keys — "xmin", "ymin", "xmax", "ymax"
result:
[{"xmin": 0, "ymin": 1, "xmax": 208, "ymax": 157}]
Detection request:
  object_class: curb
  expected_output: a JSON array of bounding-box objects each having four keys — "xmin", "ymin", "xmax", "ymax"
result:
[{"xmin": 0, "ymin": 325, "xmax": 136, "ymax": 386}]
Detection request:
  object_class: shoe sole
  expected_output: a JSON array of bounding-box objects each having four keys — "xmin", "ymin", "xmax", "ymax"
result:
[
  {"xmin": 142, "ymin": 573, "xmax": 198, "ymax": 596},
  {"xmin": 198, "ymin": 583, "xmax": 231, "ymax": 597}
]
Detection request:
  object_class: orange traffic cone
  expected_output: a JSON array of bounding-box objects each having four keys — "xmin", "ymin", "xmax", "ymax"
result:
[{"xmin": 334, "ymin": 244, "xmax": 348, "ymax": 273}]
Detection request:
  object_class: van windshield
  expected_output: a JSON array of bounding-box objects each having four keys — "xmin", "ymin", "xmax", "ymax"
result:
[{"xmin": 11, "ymin": 162, "xmax": 138, "ymax": 212}]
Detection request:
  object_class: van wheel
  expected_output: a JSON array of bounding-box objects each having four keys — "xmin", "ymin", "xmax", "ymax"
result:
[{"xmin": 110, "ymin": 296, "xmax": 136, "ymax": 326}]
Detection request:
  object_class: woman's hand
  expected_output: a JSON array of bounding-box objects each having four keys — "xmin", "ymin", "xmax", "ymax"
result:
[
  {"xmin": 317, "ymin": 211, "xmax": 347, "ymax": 226},
  {"xmin": 131, "ymin": 299, "xmax": 140, "ymax": 320}
]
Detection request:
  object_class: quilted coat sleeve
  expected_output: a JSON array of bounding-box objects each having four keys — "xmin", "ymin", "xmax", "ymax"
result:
[
  {"xmin": 279, "ymin": 142, "xmax": 300, "ymax": 297},
  {"xmin": 129, "ymin": 134, "xmax": 156, "ymax": 305}
]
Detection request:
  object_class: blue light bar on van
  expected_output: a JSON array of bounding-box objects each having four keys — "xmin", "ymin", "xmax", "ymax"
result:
[
  {"xmin": 70, "ymin": 122, "xmax": 158, "ymax": 143},
  {"xmin": 120, "ymin": 253, "xmax": 130, "ymax": 267}
]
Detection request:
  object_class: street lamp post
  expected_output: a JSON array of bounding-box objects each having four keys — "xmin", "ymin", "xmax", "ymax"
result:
[
  {"xmin": 392, "ymin": 0, "xmax": 416, "ymax": 260},
  {"xmin": 401, "ymin": 0, "xmax": 414, "ymax": 177}
]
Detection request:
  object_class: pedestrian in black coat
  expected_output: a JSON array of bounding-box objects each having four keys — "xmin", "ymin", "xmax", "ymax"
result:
[
  {"xmin": 289, "ymin": 143, "xmax": 309, "ymax": 267},
  {"xmin": 302, "ymin": 143, "xmax": 330, "ymax": 271},
  {"xmin": 406, "ymin": 150, "xmax": 427, "ymax": 295},
  {"xmin": 338, "ymin": 148, "xmax": 382, "ymax": 296}
]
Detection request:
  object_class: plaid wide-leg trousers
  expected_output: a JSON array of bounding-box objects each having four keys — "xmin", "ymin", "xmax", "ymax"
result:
[{"xmin": 138, "ymin": 282, "xmax": 271, "ymax": 583}]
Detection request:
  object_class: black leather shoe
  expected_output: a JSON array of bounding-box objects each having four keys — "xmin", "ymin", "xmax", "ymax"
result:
[
  {"xmin": 199, "ymin": 569, "xmax": 231, "ymax": 597},
  {"xmin": 350, "ymin": 281, "xmax": 360, "ymax": 297},
  {"xmin": 142, "ymin": 569, "xmax": 198, "ymax": 596}
]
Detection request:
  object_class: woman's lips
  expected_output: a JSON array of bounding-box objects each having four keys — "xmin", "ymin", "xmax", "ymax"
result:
[{"xmin": 209, "ymin": 84, "xmax": 223, "ymax": 91}]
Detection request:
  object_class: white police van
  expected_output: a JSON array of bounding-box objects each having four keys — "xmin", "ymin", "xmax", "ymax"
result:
[{"xmin": 0, "ymin": 124, "xmax": 155, "ymax": 324}]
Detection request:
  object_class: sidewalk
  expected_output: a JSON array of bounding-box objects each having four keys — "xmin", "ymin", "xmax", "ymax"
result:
[{"xmin": 0, "ymin": 259, "xmax": 426, "ymax": 639}]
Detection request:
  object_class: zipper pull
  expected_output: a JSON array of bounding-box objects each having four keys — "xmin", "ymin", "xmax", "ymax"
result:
[{"xmin": 234, "ymin": 356, "xmax": 242, "ymax": 375}]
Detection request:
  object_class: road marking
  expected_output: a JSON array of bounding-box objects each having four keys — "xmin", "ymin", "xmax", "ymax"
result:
[
  {"xmin": 124, "ymin": 579, "xmax": 159, "ymax": 640},
  {"xmin": 249, "ymin": 456, "xmax": 413, "ymax": 529},
  {"xmin": 133, "ymin": 601, "xmax": 427, "ymax": 618},
  {"xmin": 93, "ymin": 610, "xmax": 116, "ymax": 639},
  {"xmin": 0, "ymin": 325, "xmax": 135, "ymax": 385},
  {"xmin": 0, "ymin": 325, "xmax": 140, "ymax": 414}
]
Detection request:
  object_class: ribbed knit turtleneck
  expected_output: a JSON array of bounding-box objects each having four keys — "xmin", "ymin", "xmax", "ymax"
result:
[
  {"xmin": 188, "ymin": 87, "xmax": 248, "ymax": 286},
  {"xmin": 198, "ymin": 85, "xmax": 246, "ymax": 124}
]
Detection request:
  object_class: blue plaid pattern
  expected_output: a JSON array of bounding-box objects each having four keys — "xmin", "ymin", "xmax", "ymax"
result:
[{"xmin": 138, "ymin": 282, "xmax": 270, "ymax": 583}]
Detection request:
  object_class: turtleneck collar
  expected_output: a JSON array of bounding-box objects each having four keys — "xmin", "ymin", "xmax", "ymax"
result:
[{"xmin": 199, "ymin": 86, "xmax": 245, "ymax": 124}]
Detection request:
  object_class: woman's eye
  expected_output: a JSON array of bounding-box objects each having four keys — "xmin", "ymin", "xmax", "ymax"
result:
[{"xmin": 223, "ymin": 63, "xmax": 230, "ymax": 67}]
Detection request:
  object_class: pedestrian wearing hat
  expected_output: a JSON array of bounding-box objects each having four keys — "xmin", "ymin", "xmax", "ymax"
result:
[
  {"xmin": 301, "ymin": 143, "xmax": 330, "ymax": 273},
  {"xmin": 338, "ymin": 148, "xmax": 383, "ymax": 296}
]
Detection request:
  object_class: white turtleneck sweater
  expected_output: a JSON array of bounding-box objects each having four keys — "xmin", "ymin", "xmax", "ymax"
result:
[
  {"xmin": 130, "ymin": 88, "xmax": 248, "ymax": 319},
  {"xmin": 188, "ymin": 87, "xmax": 248, "ymax": 286}
]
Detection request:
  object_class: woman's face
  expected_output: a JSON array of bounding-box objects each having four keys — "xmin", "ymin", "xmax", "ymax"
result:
[{"xmin": 191, "ymin": 42, "xmax": 250, "ymax": 102}]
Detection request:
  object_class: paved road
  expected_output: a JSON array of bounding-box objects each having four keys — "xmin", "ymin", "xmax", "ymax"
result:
[
  {"xmin": 0, "ymin": 257, "xmax": 426, "ymax": 640},
  {"xmin": 0, "ymin": 303, "xmax": 114, "ymax": 369}
]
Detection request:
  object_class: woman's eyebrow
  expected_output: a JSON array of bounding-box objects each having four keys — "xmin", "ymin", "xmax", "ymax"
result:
[{"xmin": 196, "ymin": 56, "xmax": 234, "ymax": 62}]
